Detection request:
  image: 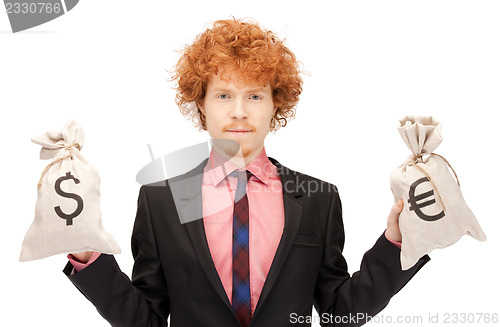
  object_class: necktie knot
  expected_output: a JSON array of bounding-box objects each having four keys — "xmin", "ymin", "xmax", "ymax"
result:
[
  {"xmin": 230, "ymin": 169, "xmax": 252, "ymax": 182},
  {"xmin": 231, "ymin": 170, "xmax": 252, "ymax": 203}
]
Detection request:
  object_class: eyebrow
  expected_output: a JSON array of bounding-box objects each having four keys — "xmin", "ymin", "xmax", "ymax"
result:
[
  {"xmin": 247, "ymin": 88, "xmax": 267, "ymax": 93},
  {"xmin": 210, "ymin": 87, "xmax": 267, "ymax": 93},
  {"xmin": 211, "ymin": 88, "xmax": 232, "ymax": 93}
]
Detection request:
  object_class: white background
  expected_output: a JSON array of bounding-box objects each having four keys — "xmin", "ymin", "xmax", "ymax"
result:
[{"xmin": 1, "ymin": 1, "xmax": 499, "ymax": 326}]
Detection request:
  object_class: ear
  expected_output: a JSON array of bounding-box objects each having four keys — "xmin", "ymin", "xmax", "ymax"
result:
[
  {"xmin": 196, "ymin": 100, "xmax": 208, "ymax": 131},
  {"xmin": 197, "ymin": 100, "xmax": 205, "ymax": 114}
]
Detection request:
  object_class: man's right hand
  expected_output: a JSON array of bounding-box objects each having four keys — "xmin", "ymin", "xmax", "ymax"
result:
[{"xmin": 71, "ymin": 251, "xmax": 94, "ymax": 263}]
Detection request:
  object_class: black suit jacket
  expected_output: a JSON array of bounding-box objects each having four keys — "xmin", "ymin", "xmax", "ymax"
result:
[{"xmin": 64, "ymin": 157, "xmax": 429, "ymax": 327}]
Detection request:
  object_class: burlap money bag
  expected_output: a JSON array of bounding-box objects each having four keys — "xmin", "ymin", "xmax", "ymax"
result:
[
  {"xmin": 390, "ymin": 116, "xmax": 486, "ymax": 270},
  {"xmin": 19, "ymin": 121, "xmax": 121, "ymax": 262}
]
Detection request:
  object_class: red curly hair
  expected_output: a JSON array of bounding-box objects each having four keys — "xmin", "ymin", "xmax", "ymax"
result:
[{"xmin": 172, "ymin": 18, "xmax": 303, "ymax": 132}]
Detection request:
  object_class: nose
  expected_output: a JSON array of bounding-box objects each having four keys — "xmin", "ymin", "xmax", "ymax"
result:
[{"xmin": 229, "ymin": 97, "xmax": 248, "ymax": 120}]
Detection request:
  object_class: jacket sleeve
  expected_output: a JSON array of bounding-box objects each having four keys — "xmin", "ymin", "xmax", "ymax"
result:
[
  {"xmin": 63, "ymin": 186, "xmax": 170, "ymax": 327},
  {"xmin": 313, "ymin": 188, "xmax": 429, "ymax": 327}
]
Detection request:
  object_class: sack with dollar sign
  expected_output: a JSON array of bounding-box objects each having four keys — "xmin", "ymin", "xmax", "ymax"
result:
[
  {"xmin": 19, "ymin": 121, "xmax": 121, "ymax": 261},
  {"xmin": 390, "ymin": 116, "xmax": 486, "ymax": 270}
]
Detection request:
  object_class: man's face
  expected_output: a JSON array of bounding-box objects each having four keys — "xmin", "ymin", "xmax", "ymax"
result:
[{"xmin": 202, "ymin": 73, "xmax": 276, "ymax": 163}]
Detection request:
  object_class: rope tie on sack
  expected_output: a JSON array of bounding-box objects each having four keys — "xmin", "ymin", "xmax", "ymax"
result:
[
  {"xmin": 37, "ymin": 143, "xmax": 81, "ymax": 189},
  {"xmin": 408, "ymin": 152, "xmax": 460, "ymax": 212}
]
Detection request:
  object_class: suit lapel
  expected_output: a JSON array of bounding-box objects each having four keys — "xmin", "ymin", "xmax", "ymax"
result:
[
  {"xmin": 171, "ymin": 156, "xmax": 304, "ymax": 324},
  {"xmin": 251, "ymin": 158, "xmax": 303, "ymax": 321},
  {"xmin": 169, "ymin": 158, "xmax": 235, "ymax": 313},
  {"xmin": 185, "ymin": 217, "xmax": 235, "ymax": 312}
]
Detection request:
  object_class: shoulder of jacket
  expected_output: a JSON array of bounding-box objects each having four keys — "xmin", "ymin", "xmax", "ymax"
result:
[{"xmin": 269, "ymin": 156, "xmax": 339, "ymax": 195}]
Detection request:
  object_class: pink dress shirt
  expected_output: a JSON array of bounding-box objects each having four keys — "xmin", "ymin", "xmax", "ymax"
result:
[{"xmin": 201, "ymin": 147, "xmax": 284, "ymax": 316}]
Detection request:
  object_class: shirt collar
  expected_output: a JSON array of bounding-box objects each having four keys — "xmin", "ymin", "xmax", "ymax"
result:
[{"xmin": 204, "ymin": 146, "xmax": 276, "ymax": 186}]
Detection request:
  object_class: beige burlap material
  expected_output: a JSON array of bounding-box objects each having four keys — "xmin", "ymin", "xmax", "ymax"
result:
[
  {"xmin": 390, "ymin": 116, "xmax": 486, "ymax": 270},
  {"xmin": 20, "ymin": 121, "xmax": 121, "ymax": 262}
]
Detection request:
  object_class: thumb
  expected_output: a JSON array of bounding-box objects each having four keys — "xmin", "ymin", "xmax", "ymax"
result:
[
  {"xmin": 393, "ymin": 199, "xmax": 404, "ymax": 214},
  {"xmin": 386, "ymin": 199, "xmax": 403, "ymax": 243},
  {"xmin": 388, "ymin": 199, "xmax": 404, "ymax": 225}
]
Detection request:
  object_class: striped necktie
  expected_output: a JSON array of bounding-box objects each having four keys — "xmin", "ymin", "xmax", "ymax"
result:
[{"xmin": 231, "ymin": 170, "xmax": 252, "ymax": 327}]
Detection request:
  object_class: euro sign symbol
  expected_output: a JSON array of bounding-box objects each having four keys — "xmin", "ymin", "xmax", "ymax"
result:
[
  {"xmin": 408, "ymin": 177, "xmax": 445, "ymax": 222},
  {"xmin": 54, "ymin": 171, "xmax": 84, "ymax": 226}
]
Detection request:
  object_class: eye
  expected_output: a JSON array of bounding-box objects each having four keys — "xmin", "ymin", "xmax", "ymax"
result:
[
  {"xmin": 218, "ymin": 94, "xmax": 229, "ymax": 100},
  {"xmin": 250, "ymin": 95, "xmax": 262, "ymax": 100}
]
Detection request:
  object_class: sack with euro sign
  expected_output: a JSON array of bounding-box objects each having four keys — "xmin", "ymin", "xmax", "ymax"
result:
[
  {"xmin": 390, "ymin": 116, "xmax": 486, "ymax": 270},
  {"xmin": 19, "ymin": 121, "xmax": 121, "ymax": 262}
]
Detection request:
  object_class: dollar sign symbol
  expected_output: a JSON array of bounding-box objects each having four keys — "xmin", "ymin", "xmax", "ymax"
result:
[
  {"xmin": 408, "ymin": 177, "xmax": 445, "ymax": 222},
  {"xmin": 54, "ymin": 172, "xmax": 84, "ymax": 226}
]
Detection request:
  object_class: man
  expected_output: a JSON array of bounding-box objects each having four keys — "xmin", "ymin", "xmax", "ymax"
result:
[{"xmin": 65, "ymin": 18, "xmax": 429, "ymax": 327}]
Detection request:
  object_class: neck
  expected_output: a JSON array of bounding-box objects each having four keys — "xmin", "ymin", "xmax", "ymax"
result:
[{"xmin": 211, "ymin": 141, "xmax": 263, "ymax": 168}]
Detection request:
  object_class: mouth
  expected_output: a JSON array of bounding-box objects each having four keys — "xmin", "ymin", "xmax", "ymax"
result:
[{"xmin": 226, "ymin": 129, "xmax": 253, "ymax": 134}]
